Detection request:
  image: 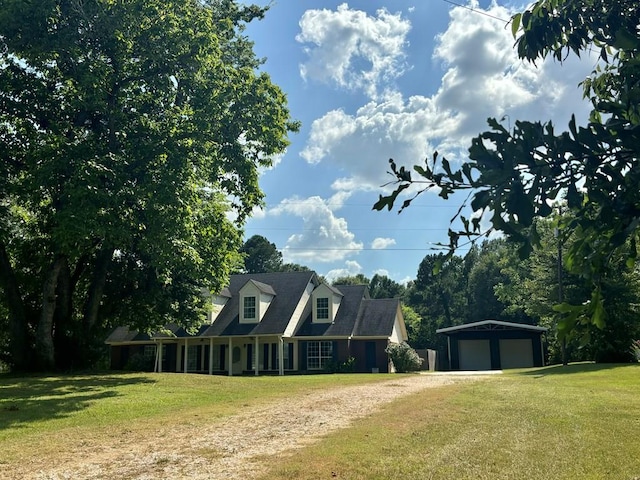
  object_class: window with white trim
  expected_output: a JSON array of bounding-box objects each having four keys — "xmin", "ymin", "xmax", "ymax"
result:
[
  {"xmin": 186, "ymin": 345, "xmax": 198, "ymax": 371},
  {"xmin": 210, "ymin": 345, "xmax": 221, "ymax": 370},
  {"xmin": 143, "ymin": 345, "xmax": 156, "ymax": 363},
  {"xmin": 243, "ymin": 296, "xmax": 256, "ymax": 319},
  {"xmin": 316, "ymin": 297, "xmax": 329, "ymax": 320},
  {"xmin": 307, "ymin": 341, "xmax": 333, "ymax": 370}
]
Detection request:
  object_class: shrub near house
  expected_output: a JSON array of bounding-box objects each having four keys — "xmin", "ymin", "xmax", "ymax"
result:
[{"xmin": 386, "ymin": 342, "xmax": 423, "ymax": 373}]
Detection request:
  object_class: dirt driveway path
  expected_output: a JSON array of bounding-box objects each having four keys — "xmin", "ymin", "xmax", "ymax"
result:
[{"xmin": 24, "ymin": 373, "xmax": 479, "ymax": 480}]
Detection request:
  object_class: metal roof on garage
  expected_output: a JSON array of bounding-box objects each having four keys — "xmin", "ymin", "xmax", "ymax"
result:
[{"xmin": 436, "ymin": 320, "xmax": 547, "ymax": 334}]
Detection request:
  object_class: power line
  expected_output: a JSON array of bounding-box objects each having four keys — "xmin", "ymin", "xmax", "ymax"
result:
[
  {"xmin": 442, "ymin": 0, "xmax": 510, "ymax": 25},
  {"xmin": 276, "ymin": 246, "xmax": 473, "ymax": 253},
  {"xmin": 259, "ymin": 202, "xmax": 461, "ymax": 208},
  {"xmin": 245, "ymin": 227, "xmax": 451, "ymax": 232}
]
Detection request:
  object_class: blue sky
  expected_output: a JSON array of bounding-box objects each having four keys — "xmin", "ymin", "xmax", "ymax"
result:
[{"xmin": 241, "ymin": 0, "xmax": 596, "ymax": 284}]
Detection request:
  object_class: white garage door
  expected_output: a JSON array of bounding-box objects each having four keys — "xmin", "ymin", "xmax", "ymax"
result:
[
  {"xmin": 499, "ymin": 339, "xmax": 533, "ymax": 369},
  {"xmin": 458, "ymin": 339, "xmax": 491, "ymax": 370}
]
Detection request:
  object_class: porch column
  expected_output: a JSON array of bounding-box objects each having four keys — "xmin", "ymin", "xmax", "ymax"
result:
[
  {"xmin": 154, "ymin": 342, "xmax": 159, "ymax": 373},
  {"xmin": 176, "ymin": 341, "xmax": 182, "ymax": 372},
  {"xmin": 157, "ymin": 341, "xmax": 163, "ymax": 373},
  {"xmin": 209, "ymin": 338, "xmax": 214, "ymax": 375},
  {"xmin": 228, "ymin": 337, "xmax": 233, "ymax": 376},
  {"xmin": 184, "ymin": 338, "xmax": 189, "ymax": 373},
  {"xmin": 254, "ymin": 336, "xmax": 259, "ymax": 376},
  {"xmin": 279, "ymin": 336, "xmax": 284, "ymax": 376}
]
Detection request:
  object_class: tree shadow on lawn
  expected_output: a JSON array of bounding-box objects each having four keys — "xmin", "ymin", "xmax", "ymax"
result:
[
  {"xmin": 0, "ymin": 373, "xmax": 155, "ymax": 430},
  {"xmin": 516, "ymin": 362, "xmax": 638, "ymax": 377}
]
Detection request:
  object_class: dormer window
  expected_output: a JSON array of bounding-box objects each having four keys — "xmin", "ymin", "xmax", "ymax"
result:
[
  {"xmin": 243, "ymin": 296, "xmax": 256, "ymax": 320},
  {"xmin": 316, "ymin": 298, "xmax": 329, "ymax": 320},
  {"xmin": 311, "ymin": 283, "xmax": 342, "ymax": 323},
  {"xmin": 239, "ymin": 279, "xmax": 275, "ymax": 324}
]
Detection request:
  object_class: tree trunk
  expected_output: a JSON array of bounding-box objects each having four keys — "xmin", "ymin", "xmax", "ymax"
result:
[
  {"xmin": 0, "ymin": 241, "xmax": 29, "ymax": 370},
  {"xmin": 53, "ymin": 258, "xmax": 74, "ymax": 369},
  {"xmin": 80, "ymin": 248, "xmax": 113, "ymax": 361},
  {"xmin": 35, "ymin": 255, "xmax": 66, "ymax": 370}
]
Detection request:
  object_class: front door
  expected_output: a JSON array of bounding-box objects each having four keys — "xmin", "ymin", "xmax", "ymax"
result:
[
  {"xmin": 232, "ymin": 345, "xmax": 243, "ymax": 375},
  {"xmin": 365, "ymin": 341, "xmax": 377, "ymax": 371}
]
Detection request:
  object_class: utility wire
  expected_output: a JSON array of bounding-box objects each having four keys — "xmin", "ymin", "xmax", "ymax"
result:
[{"xmin": 442, "ymin": 0, "xmax": 510, "ymax": 25}]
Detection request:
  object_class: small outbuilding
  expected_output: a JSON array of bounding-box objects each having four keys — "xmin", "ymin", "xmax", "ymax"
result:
[{"xmin": 436, "ymin": 320, "xmax": 547, "ymax": 371}]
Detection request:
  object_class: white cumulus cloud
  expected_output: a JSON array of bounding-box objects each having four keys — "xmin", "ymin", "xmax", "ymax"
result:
[
  {"xmin": 269, "ymin": 196, "xmax": 363, "ymax": 263},
  {"xmin": 299, "ymin": 2, "xmax": 596, "ymax": 195},
  {"xmin": 297, "ymin": 3, "xmax": 411, "ymax": 99},
  {"xmin": 371, "ymin": 237, "xmax": 396, "ymax": 249},
  {"xmin": 324, "ymin": 260, "xmax": 363, "ymax": 283}
]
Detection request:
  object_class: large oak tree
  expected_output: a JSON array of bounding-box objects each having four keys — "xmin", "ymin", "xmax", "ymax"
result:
[{"xmin": 0, "ymin": 0, "xmax": 297, "ymax": 370}]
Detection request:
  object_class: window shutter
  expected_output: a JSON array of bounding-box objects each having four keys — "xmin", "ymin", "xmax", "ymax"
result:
[
  {"xmin": 300, "ymin": 341, "xmax": 307, "ymax": 370},
  {"xmin": 263, "ymin": 344, "xmax": 269, "ymax": 370},
  {"xmin": 271, "ymin": 343, "xmax": 277, "ymax": 370},
  {"xmin": 332, "ymin": 341, "xmax": 338, "ymax": 361},
  {"xmin": 246, "ymin": 343, "xmax": 253, "ymax": 370},
  {"xmin": 288, "ymin": 343, "xmax": 294, "ymax": 370},
  {"xmin": 220, "ymin": 345, "xmax": 226, "ymax": 370}
]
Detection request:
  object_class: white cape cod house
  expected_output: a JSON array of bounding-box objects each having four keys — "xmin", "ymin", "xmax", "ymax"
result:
[{"xmin": 106, "ymin": 271, "xmax": 408, "ymax": 374}]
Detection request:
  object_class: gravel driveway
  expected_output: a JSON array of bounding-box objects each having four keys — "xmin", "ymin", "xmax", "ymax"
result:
[{"xmin": 23, "ymin": 373, "xmax": 477, "ymax": 480}]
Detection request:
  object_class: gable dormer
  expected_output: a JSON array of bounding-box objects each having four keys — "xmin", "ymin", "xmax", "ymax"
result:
[
  {"xmin": 239, "ymin": 279, "xmax": 276, "ymax": 324},
  {"xmin": 311, "ymin": 283, "xmax": 343, "ymax": 323}
]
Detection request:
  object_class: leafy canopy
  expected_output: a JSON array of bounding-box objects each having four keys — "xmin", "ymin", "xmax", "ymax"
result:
[{"xmin": 0, "ymin": 0, "xmax": 297, "ymax": 370}]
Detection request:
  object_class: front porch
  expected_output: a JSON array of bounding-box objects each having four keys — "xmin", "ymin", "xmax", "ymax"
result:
[{"xmin": 154, "ymin": 336, "xmax": 296, "ymax": 376}]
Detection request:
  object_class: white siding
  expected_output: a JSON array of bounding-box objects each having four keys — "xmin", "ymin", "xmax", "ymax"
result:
[
  {"xmin": 389, "ymin": 305, "xmax": 408, "ymax": 343},
  {"xmin": 259, "ymin": 292, "xmax": 274, "ymax": 321},
  {"xmin": 209, "ymin": 295, "xmax": 228, "ymax": 323},
  {"xmin": 311, "ymin": 284, "xmax": 341, "ymax": 323},
  {"xmin": 283, "ymin": 281, "xmax": 315, "ymax": 337}
]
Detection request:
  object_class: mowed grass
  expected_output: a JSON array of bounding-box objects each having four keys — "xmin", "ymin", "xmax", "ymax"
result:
[
  {"xmin": 1, "ymin": 365, "xmax": 639, "ymax": 479},
  {"xmin": 258, "ymin": 364, "xmax": 640, "ymax": 480},
  {"xmin": 0, "ymin": 371, "xmax": 390, "ymax": 465}
]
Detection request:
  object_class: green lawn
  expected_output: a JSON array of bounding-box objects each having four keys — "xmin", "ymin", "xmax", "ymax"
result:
[
  {"xmin": 0, "ymin": 371, "xmax": 390, "ymax": 464},
  {"xmin": 259, "ymin": 364, "xmax": 640, "ymax": 480},
  {"xmin": 1, "ymin": 364, "xmax": 639, "ymax": 479}
]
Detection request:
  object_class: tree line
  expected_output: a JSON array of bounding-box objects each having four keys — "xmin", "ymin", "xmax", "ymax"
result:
[{"xmin": 241, "ymin": 224, "xmax": 638, "ymax": 365}]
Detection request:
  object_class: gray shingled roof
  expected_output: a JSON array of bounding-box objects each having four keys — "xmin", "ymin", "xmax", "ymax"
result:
[
  {"xmin": 294, "ymin": 284, "xmax": 368, "ymax": 337},
  {"xmin": 105, "ymin": 323, "xmax": 209, "ymax": 344},
  {"xmin": 201, "ymin": 271, "xmax": 317, "ymax": 337},
  {"xmin": 352, "ymin": 298, "xmax": 400, "ymax": 337},
  {"xmin": 106, "ymin": 272, "xmax": 401, "ymax": 344},
  {"xmin": 294, "ymin": 285, "xmax": 398, "ymax": 338},
  {"xmin": 105, "ymin": 326, "xmax": 151, "ymax": 343},
  {"xmin": 244, "ymin": 279, "xmax": 277, "ymax": 296}
]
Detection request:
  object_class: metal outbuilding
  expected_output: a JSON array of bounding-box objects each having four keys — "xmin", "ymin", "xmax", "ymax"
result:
[{"xmin": 437, "ymin": 320, "xmax": 547, "ymax": 371}]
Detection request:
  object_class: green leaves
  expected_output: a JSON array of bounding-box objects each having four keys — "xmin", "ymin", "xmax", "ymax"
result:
[
  {"xmin": 0, "ymin": 0, "xmax": 297, "ymax": 369},
  {"xmin": 510, "ymin": 13, "xmax": 521, "ymax": 38}
]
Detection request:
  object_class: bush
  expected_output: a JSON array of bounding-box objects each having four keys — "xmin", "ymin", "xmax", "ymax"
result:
[
  {"xmin": 324, "ymin": 356, "xmax": 357, "ymax": 373},
  {"xmin": 385, "ymin": 342, "xmax": 423, "ymax": 373},
  {"xmin": 124, "ymin": 352, "xmax": 154, "ymax": 372}
]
